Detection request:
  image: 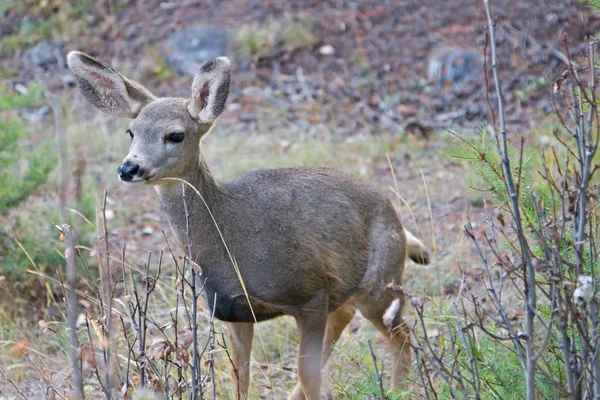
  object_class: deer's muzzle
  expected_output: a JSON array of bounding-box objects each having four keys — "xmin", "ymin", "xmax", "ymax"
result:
[{"xmin": 118, "ymin": 160, "xmax": 141, "ymax": 182}]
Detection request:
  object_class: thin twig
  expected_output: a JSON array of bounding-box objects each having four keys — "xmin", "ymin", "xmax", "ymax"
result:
[
  {"xmin": 101, "ymin": 191, "xmax": 113, "ymax": 399},
  {"xmin": 183, "ymin": 183, "xmax": 203, "ymax": 399},
  {"xmin": 0, "ymin": 367, "xmax": 28, "ymax": 399},
  {"xmin": 367, "ymin": 340, "xmax": 386, "ymax": 400},
  {"xmin": 483, "ymin": 2, "xmax": 536, "ymax": 398},
  {"xmin": 58, "ymin": 225, "xmax": 84, "ymax": 398}
]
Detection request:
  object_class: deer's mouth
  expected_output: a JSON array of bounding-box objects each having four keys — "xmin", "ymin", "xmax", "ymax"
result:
[
  {"xmin": 127, "ymin": 173, "xmax": 157, "ymax": 184},
  {"xmin": 143, "ymin": 172, "xmax": 158, "ymax": 183},
  {"xmin": 119, "ymin": 168, "xmax": 156, "ymax": 184}
]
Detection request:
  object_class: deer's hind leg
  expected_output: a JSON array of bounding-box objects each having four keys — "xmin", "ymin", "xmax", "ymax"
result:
[
  {"xmin": 357, "ymin": 220, "xmax": 412, "ymax": 388},
  {"xmin": 358, "ymin": 291, "xmax": 412, "ymax": 388}
]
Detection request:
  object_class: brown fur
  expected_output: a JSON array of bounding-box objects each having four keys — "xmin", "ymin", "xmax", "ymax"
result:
[{"xmin": 67, "ymin": 51, "xmax": 430, "ymax": 399}]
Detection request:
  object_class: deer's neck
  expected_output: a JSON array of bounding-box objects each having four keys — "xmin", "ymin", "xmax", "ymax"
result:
[{"xmin": 153, "ymin": 155, "xmax": 228, "ymax": 261}]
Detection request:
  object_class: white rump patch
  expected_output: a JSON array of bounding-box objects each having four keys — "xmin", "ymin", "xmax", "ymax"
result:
[{"xmin": 383, "ymin": 298, "xmax": 400, "ymax": 331}]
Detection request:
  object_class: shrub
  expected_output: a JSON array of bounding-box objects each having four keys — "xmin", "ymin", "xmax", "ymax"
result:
[
  {"xmin": 0, "ymin": 84, "xmax": 96, "ymax": 280},
  {"xmin": 0, "ymin": 84, "xmax": 55, "ymax": 214}
]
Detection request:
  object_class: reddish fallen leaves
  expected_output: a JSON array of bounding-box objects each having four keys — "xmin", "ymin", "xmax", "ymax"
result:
[
  {"xmin": 149, "ymin": 338, "xmax": 174, "ymax": 361},
  {"xmin": 9, "ymin": 338, "xmax": 28, "ymax": 358},
  {"xmin": 76, "ymin": 345, "xmax": 97, "ymax": 368}
]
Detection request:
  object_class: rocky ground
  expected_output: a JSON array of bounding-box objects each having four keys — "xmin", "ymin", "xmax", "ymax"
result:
[{"xmin": 3, "ymin": 0, "xmax": 598, "ymax": 134}]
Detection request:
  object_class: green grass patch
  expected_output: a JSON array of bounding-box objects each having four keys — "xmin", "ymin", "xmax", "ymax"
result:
[{"xmin": 235, "ymin": 17, "xmax": 318, "ymax": 58}]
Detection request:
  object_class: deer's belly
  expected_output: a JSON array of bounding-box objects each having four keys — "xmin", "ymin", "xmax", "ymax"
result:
[{"xmin": 204, "ymin": 285, "xmax": 285, "ymax": 323}]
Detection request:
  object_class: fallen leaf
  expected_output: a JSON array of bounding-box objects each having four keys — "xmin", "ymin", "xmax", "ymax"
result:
[
  {"xmin": 396, "ymin": 104, "xmax": 418, "ymax": 117},
  {"xmin": 150, "ymin": 338, "xmax": 174, "ymax": 361},
  {"xmin": 178, "ymin": 329, "xmax": 193, "ymax": 349},
  {"xmin": 10, "ymin": 338, "xmax": 28, "ymax": 358},
  {"xmin": 150, "ymin": 378, "xmax": 165, "ymax": 393},
  {"xmin": 121, "ymin": 383, "xmax": 132, "ymax": 399},
  {"xmin": 39, "ymin": 319, "xmax": 55, "ymax": 333},
  {"xmin": 76, "ymin": 345, "xmax": 97, "ymax": 368}
]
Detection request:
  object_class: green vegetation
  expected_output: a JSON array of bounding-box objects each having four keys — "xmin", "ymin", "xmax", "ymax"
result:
[
  {"xmin": 452, "ymin": 126, "xmax": 548, "ymax": 213},
  {"xmin": 235, "ymin": 18, "xmax": 318, "ymax": 58},
  {"xmin": 0, "ymin": 84, "xmax": 56, "ymax": 277},
  {"xmin": 447, "ymin": 96, "xmax": 599, "ymax": 396},
  {"xmin": 434, "ymin": 333, "xmax": 558, "ymax": 399},
  {"xmin": 0, "ymin": 84, "xmax": 54, "ymax": 215},
  {"xmin": 0, "ymin": 19, "xmax": 53, "ymax": 55},
  {"xmin": 452, "ymin": 122, "xmax": 597, "ymax": 272},
  {"xmin": 0, "ymin": 84, "xmax": 98, "ymax": 279},
  {"xmin": 0, "ymin": 0, "xmax": 92, "ymax": 55}
]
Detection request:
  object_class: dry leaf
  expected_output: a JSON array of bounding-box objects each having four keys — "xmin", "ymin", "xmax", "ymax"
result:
[
  {"xmin": 178, "ymin": 329, "xmax": 193, "ymax": 349},
  {"xmin": 496, "ymin": 213, "xmax": 506, "ymax": 227},
  {"xmin": 150, "ymin": 378, "xmax": 165, "ymax": 393},
  {"xmin": 176, "ymin": 347, "xmax": 189, "ymax": 367},
  {"xmin": 76, "ymin": 345, "xmax": 97, "ymax": 368},
  {"xmin": 159, "ymin": 322, "xmax": 173, "ymax": 332},
  {"xmin": 396, "ymin": 104, "xmax": 418, "ymax": 117},
  {"xmin": 121, "ymin": 383, "xmax": 132, "ymax": 399},
  {"xmin": 553, "ymin": 75, "xmax": 566, "ymax": 94},
  {"xmin": 150, "ymin": 338, "xmax": 174, "ymax": 361},
  {"xmin": 44, "ymin": 387, "xmax": 56, "ymax": 400},
  {"xmin": 79, "ymin": 299, "xmax": 92, "ymax": 309},
  {"xmin": 76, "ymin": 313, "xmax": 87, "ymax": 328},
  {"xmin": 39, "ymin": 319, "xmax": 55, "ymax": 333},
  {"xmin": 10, "ymin": 338, "xmax": 28, "ymax": 358},
  {"xmin": 509, "ymin": 306, "xmax": 526, "ymax": 321}
]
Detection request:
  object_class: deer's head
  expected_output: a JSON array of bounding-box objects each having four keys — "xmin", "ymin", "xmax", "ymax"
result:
[{"xmin": 67, "ymin": 51, "xmax": 230, "ymax": 184}]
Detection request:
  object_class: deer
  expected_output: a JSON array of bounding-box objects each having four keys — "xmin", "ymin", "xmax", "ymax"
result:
[{"xmin": 67, "ymin": 51, "xmax": 430, "ymax": 399}]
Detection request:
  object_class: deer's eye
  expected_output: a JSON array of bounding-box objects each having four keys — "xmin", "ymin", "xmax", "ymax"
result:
[
  {"xmin": 126, "ymin": 129, "xmax": 134, "ymax": 140},
  {"xmin": 166, "ymin": 132, "xmax": 185, "ymax": 143}
]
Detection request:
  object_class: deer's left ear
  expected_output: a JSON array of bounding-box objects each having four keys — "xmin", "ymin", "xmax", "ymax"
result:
[{"xmin": 188, "ymin": 57, "xmax": 231, "ymax": 124}]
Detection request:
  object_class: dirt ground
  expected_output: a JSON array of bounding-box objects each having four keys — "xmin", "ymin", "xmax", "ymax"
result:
[{"xmin": 1, "ymin": 0, "xmax": 599, "ymax": 398}]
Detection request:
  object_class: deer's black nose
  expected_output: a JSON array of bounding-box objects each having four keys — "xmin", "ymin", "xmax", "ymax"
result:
[{"xmin": 118, "ymin": 161, "xmax": 140, "ymax": 181}]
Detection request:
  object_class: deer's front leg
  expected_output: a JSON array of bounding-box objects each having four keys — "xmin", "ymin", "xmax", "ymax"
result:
[
  {"xmin": 228, "ymin": 322, "xmax": 254, "ymax": 400},
  {"xmin": 289, "ymin": 313, "xmax": 327, "ymax": 400}
]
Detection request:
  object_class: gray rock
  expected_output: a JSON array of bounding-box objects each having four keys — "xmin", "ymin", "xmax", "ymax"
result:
[
  {"xmin": 23, "ymin": 40, "xmax": 63, "ymax": 68},
  {"xmin": 427, "ymin": 45, "xmax": 482, "ymax": 87},
  {"xmin": 162, "ymin": 25, "xmax": 231, "ymax": 76}
]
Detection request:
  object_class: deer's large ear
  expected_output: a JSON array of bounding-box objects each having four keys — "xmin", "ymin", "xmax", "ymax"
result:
[
  {"xmin": 188, "ymin": 57, "xmax": 231, "ymax": 124},
  {"xmin": 67, "ymin": 51, "xmax": 155, "ymax": 118}
]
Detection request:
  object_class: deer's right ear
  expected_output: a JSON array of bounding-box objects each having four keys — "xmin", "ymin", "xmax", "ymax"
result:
[
  {"xmin": 188, "ymin": 57, "xmax": 231, "ymax": 124},
  {"xmin": 67, "ymin": 51, "xmax": 155, "ymax": 118}
]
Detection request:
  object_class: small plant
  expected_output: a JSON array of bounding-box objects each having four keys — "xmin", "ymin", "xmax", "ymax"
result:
[
  {"xmin": 0, "ymin": 19, "xmax": 53, "ymax": 55},
  {"xmin": 0, "ymin": 0, "xmax": 92, "ymax": 56},
  {"xmin": 0, "ymin": 84, "xmax": 97, "ymax": 280},
  {"xmin": 235, "ymin": 18, "xmax": 318, "ymax": 59},
  {"xmin": 0, "ymin": 84, "xmax": 54, "ymax": 215}
]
